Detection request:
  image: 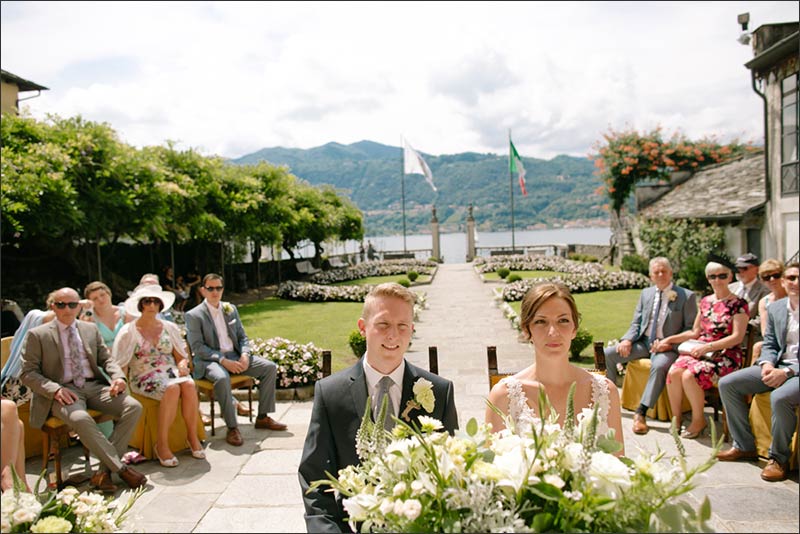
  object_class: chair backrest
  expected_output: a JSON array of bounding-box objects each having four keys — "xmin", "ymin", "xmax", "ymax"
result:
[
  {"xmin": 1, "ymin": 336, "xmax": 13, "ymax": 369},
  {"xmin": 427, "ymin": 346, "xmax": 439, "ymax": 375},
  {"xmin": 743, "ymin": 323, "xmax": 759, "ymax": 367},
  {"xmin": 487, "ymin": 346, "xmax": 512, "ymax": 391},
  {"xmin": 321, "ymin": 350, "xmax": 332, "ymax": 378}
]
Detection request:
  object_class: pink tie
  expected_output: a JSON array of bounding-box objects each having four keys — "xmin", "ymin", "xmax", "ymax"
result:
[{"xmin": 69, "ymin": 325, "xmax": 85, "ymax": 388}]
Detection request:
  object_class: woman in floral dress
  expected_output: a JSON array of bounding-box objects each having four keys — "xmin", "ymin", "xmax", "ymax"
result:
[
  {"xmin": 663, "ymin": 260, "xmax": 748, "ymax": 439},
  {"xmin": 112, "ymin": 285, "xmax": 205, "ymax": 467}
]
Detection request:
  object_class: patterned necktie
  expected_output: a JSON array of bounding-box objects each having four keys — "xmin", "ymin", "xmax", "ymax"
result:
[
  {"xmin": 374, "ymin": 376, "xmax": 395, "ymax": 431},
  {"xmin": 69, "ymin": 325, "xmax": 85, "ymax": 388},
  {"xmin": 648, "ymin": 291, "xmax": 662, "ymax": 344}
]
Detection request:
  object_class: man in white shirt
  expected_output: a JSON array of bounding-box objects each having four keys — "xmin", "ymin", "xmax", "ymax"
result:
[
  {"xmin": 185, "ymin": 273, "xmax": 287, "ymax": 447},
  {"xmin": 718, "ymin": 262, "xmax": 800, "ymax": 482}
]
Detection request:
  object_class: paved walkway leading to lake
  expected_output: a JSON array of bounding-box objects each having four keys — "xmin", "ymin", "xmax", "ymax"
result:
[{"xmin": 26, "ymin": 263, "xmax": 798, "ymax": 532}]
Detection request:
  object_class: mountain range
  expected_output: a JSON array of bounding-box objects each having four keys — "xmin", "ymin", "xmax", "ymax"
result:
[{"xmin": 232, "ymin": 140, "xmax": 609, "ymax": 235}]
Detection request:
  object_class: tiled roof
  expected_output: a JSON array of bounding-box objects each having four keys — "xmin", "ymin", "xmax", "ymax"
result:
[{"xmin": 638, "ymin": 152, "xmax": 765, "ymax": 220}]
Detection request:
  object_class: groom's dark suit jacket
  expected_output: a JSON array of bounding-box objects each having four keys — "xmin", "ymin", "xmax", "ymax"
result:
[{"xmin": 298, "ymin": 359, "xmax": 459, "ymax": 533}]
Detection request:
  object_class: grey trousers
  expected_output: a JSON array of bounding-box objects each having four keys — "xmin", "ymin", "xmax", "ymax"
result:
[
  {"xmin": 51, "ymin": 380, "xmax": 142, "ymax": 473},
  {"xmin": 719, "ymin": 365, "xmax": 799, "ymax": 465},
  {"xmin": 605, "ymin": 339, "xmax": 678, "ymax": 409},
  {"xmin": 203, "ymin": 352, "xmax": 278, "ymax": 429}
]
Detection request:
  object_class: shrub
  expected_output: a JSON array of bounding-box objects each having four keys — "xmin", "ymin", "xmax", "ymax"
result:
[
  {"xmin": 621, "ymin": 254, "xmax": 649, "ymax": 275},
  {"xmin": 348, "ymin": 329, "xmax": 366, "ymax": 358},
  {"xmin": 397, "ymin": 278, "xmax": 411, "ymax": 287},
  {"xmin": 496, "ymin": 267, "xmax": 511, "ymax": 279},
  {"xmin": 407, "ymin": 270, "xmax": 419, "ymax": 282},
  {"xmin": 568, "ymin": 253, "xmax": 598, "ymax": 263},
  {"xmin": 251, "ymin": 337, "xmax": 323, "ymax": 388},
  {"xmin": 570, "ymin": 328, "xmax": 594, "ymax": 359},
  {"xmin": 507, "ymin": 273, "xmax": 522, "ymax": 283},
  {"xmin": 677, "ymin": 254, "xmax": 710, "ymax": 292}
]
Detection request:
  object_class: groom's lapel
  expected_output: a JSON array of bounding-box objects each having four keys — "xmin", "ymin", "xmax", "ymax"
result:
[
  {"xmin": 399, "ymin": 360, "xmax": 418, "ymax": 422},
  {"xmin": 348, "ymin": 362, "xmax": 368, "ymax": 420}
]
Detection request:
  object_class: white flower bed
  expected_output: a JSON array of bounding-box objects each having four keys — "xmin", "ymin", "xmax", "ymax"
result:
[
  {"xmin": 309, "ymin": 259, "xmax": 437, "ymax": 284},
  {"xmin": 474, "ymin": 255, "xmax": 605, "ymax": 275},
  {"xmin": 501, "ymin": 271, "xmax": 650, "ymax": 301}
]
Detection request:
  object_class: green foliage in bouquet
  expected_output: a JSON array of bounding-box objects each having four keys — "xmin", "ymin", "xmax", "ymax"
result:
[
  {"xmin": 1, "ymin": 467, "xmax": 143, "ymax": 533},
  {"xmin": 310, "ymin": 384, "xmax": 721, "ymax": 533}
]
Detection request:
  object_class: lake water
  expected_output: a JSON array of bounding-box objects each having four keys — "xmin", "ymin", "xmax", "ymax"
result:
[{"xmin": 282, "ymin": 227, "xmax": 611, "ymax": 264}]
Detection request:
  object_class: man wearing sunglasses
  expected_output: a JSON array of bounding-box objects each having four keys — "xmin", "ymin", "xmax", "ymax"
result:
[
  {"xmin": 20, "ymin": 287, "xmax": 147, "ymax": 492},
  {"xmin": 718, "ymin": 262, "xmax": 800, "ymax": 482},
  {"xmin": 729, "ymin": 253, "xmax": 770, "ymax": 324},
  {"xmin": 185, "ymin": 273, "xmax": 287, "ymax": 447}
]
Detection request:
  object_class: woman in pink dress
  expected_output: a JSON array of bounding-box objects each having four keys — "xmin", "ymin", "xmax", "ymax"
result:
[
  {"xmin": 662, "ymin": 259, "xmax": 748, "ymax": 439},
  {"xmin": 112, "ymin": 285, "xmax": 205, "ymax": 467}
]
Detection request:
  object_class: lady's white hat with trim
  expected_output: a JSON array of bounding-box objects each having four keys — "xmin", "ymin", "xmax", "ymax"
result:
[{"xmin": 124, "ymin": 284, "xmax": 175, "ymax": 317}]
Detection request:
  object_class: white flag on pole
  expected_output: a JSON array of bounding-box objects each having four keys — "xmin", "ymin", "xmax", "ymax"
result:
[{"xmin": 403, "ymin": 139, "xmax": 437, "ymax": 192}]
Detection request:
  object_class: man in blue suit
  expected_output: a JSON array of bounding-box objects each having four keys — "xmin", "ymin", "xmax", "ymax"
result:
[
  {"xmin": 718, "ymin": 262, "xmax": 799, "ymax": 482},
  {"xmin": 604, "ymin": 257, "xmax": 697, "ymax": 435},
  {"xmin": 185, "ymin": 273, "xmax": 287, "ymax": 447},
  {"xmin": 298, "ymin": 283, "xmax": 459, "ymax": 533}
]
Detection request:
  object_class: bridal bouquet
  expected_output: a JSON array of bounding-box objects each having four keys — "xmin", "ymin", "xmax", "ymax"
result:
[
  {"xmin": 1, "ymin": 468, "xmax": 143, "ymax": 533},
  {"xmin": 311, "ymin": 389, "xmax": 719, "ymax": 533}
]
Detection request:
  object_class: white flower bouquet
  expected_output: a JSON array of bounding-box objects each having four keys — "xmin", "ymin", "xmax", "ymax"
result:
[
  {"xmin": 311, "ymin": 388, "xmax": 720, "ymax": 533},
  {"xmin": 1, "ymin": 468, "xmax": 143, "ymax": 533}
]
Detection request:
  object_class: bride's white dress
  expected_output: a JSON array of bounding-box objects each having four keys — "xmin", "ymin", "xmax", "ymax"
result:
[{"xmin": 501, "ymin": 374, "xmax": 610, "ymax": 436}]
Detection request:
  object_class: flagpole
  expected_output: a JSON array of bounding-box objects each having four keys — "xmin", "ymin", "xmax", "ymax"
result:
[
  {"xmin": 401, "ymin": 136, "xmax": 407, "ymax": 252},
  {"xmin": 509, "ymin": 129, "xmax": 516, "ymax": 252}
]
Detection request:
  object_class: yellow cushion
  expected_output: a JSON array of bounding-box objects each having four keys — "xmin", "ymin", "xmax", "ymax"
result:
[
  {"xmin": 129, "ymin": 392, "xmax": 207, "ymax": 459},
  {"xmin": 621, "ymin": 358, "xmax": 689, "ymax": 422},
  {"xmin": 749, "ymin": 391, "xmax": 799, "ymax": 469}
]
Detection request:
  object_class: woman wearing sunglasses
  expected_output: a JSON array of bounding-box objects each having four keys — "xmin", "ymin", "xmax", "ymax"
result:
[
  {"xmin": 661, "ymin": 259, "xmax": 749, "ymax": 438},
  {"xmin": 746, "ymin": 259, "xmax": 788, "ymax": 365},
  {"xmin": 112, "ymin": 285, "xmax": 205, "ymax": 467}
]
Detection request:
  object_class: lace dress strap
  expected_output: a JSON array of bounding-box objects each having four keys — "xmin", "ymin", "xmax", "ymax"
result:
[
  {"xmin": 590, "ymin": 374, "xmax": 610, "ymax": 435},
  {"xmin": 500, "ymin": 376, "xmax": 537, "ymax": 435}
]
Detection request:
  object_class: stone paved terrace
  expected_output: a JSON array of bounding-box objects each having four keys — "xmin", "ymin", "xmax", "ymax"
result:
[{"xmin": 21, "ymin": 263, "xmax": 799, "ymax": 533}]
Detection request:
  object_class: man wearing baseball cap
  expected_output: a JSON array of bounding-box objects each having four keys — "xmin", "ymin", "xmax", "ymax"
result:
[{"xmin": 730, "ymin": 253, "xmax": 769, "ymax": 323}]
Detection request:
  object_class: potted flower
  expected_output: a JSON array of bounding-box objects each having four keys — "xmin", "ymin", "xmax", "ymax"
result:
[{"xmin": 251, "ymin": 337, "xmax": 324, "ymax": 400}]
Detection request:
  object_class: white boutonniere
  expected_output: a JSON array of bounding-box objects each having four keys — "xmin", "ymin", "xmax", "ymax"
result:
[
  {"xmin": 400, "ymin": 378, "xmax": 435, "ymax": 421},
  {"xmin": 667, "ymin": 290, "xmax": 678, "ymax": 303},
  {"xmin": 221, "ymin": 302, "xmax": 234, "ymax": 315}
]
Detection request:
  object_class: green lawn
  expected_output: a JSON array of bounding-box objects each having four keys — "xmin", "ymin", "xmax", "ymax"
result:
[
  {"xmin": 509, "ymin": 288, "xmax": 640, "ymax": 359},
  {"xmin": 239, "ymin": 298, "xmax": 363, "ymax": 373}
]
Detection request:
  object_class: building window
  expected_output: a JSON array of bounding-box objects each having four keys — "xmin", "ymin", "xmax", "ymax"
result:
[{"xmin": 781, "ymin": 73, "xmax": 799, "ymax": 196}]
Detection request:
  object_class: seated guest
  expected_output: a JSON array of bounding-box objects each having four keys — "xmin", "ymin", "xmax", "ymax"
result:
[
  {"xmin": 80, "ymin": 281, "xmax": 134, "ymax": 349},
  {"xmin": 749, "ymin": 259, "xmax": 788, "ymax": 364},
  {"xmin": 1, "ymin": 398, "xmax": 30, "ymax": 492},
  {"xmin": 20, "ymin": 287, "xmax": 146, "ymax": 492},
  {"xmin": 662, "ymin": 258, "xmax": 748, "ymax": 439},
  {"xmin": 112, "ymin": 285, "xmax": 205, "ymax": 466},
  {"xmin": 729, "ymin": 253, "xmax": 769, "ymax": 325},
  {"xmin": 1, "ymin": 292, "xmax": 57, "ymax": 403},
  {"xmin": 717, "ymin": 262, "xmax": 799, "ymax": 482},
  {"xmin": 604, "ymin": 257, "xmax": 697, "ymax": 434}
]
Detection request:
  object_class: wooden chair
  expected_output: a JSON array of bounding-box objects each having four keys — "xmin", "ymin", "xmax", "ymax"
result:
[
  {"xmin": 427, "ymin": 346, "xmax": 440, "ymax": 375},
  {"xmin": 42, "ymin": 410, "xmax": 111, "ymax": 489},
  {"xmin": 487, "ymin": 344, "xmax": 607, "ymax": 392},
  {"xmin": 187, "ymin": 342, "xmax": 254, "ymax": 437}
]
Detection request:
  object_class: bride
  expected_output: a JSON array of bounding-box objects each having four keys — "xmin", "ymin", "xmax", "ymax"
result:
[{"xmin": 486, "ymin": 282, "xmax": 624, "ymax": 454}]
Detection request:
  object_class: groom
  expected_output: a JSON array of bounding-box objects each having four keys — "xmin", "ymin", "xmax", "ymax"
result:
[{"xmin": 298, "ymin": 283, "xmax": 459, "ymax": 533}]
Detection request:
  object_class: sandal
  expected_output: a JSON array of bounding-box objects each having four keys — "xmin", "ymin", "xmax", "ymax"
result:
[
  {"xmin": 155, "ymin": 448, "xmax": 179, "ymax": 467},
  {"xmin": 187, "ymin": 440, "xmax": 206, "ymax": 459}
]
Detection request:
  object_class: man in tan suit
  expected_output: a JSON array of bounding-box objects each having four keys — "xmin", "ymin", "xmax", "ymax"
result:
[{"xmin": 20, "ymin": 287, "xmax": 147, "ymax": 492}]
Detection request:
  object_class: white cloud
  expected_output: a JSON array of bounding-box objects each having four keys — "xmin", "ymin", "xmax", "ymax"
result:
[{"xmin": 2, "ymin": 1, "xmax": 797, "ymax": 159}]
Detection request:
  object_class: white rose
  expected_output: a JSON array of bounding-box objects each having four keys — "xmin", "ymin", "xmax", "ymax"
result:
[
  {"xmin": 589, "ymin": 451, "xmax": 632, "ymax": 498},
  {"xmin": 562, "ymin": 442, "xmax": 585, "ymax": 471},
  {"xmin": 402, "ymin": 499, "xmax": 422, "ymax": 520}
]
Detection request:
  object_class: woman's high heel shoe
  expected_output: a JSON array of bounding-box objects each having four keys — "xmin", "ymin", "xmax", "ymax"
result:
[
  {"xmin": 187, "ymin": 440, "xmax": 206, "ymax": 460},
  {"xmin": 155, "ymin": 449, "xmax": 179, "ymax": 467},
  {"xmin": 680, "ymin": 425, "xmax": 707, "ymax": 439}
]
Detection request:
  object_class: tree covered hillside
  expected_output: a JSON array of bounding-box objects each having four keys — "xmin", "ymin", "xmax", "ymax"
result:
[{"xmin": 233, "ymin": 140, "xmax": 608, "ymax": 234}]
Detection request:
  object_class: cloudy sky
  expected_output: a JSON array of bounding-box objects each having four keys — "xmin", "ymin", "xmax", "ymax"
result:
[{"xmin": 2, "ymin": 1, "xmax": 798, "ymax": 160}]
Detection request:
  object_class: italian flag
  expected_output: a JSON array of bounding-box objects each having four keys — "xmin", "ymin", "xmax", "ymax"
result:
[{"xmin": 509, "ymin": 139, "xmax": 527, "ymax": 196}]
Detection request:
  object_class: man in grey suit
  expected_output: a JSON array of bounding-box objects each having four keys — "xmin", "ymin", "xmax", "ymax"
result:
[
  {"xmin": 729, "ymin": 252, "xmax": 770, "ymax": 324},
  {"xmin": 299, "ymin": 283, "xmax": 459, "ymax": 533},
  {"xmin": 184, "ymin": 273, "xmax": 286, "ymax": 447},
  {"xmin": 718, "ymin": 262, "xmax": 799, "ymax": 482},
  {"xmin": 20, "ymin": 287, "xmax": 146, "ymax": 492},
  {"xmin": 604, "ymin": 257, "xmax": 697, "ymax": 435}
]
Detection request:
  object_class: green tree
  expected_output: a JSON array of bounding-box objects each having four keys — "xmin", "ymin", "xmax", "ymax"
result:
[{"xmin": 638, "ymin": 218, "xmax": 725, "ymax": 272}]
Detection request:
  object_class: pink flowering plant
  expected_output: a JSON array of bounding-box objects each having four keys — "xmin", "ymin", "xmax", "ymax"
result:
[{"xmin": 251, "ymin": 336, "xmax": 323, "ymax": 388}]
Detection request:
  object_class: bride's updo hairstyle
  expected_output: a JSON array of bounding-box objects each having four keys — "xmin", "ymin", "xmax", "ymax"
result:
[{"xmin": 519, "ymin": 282, "xmax": 580, "ymax": 342}]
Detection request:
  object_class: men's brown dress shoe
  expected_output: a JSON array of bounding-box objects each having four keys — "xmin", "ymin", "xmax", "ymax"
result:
[
  {"xmin": 226, "ymin": 427, "xmax": 244, "ymax": 446},
  {"xmin": 236, "ymin": 403, "xmax": 252, "ymax": 417},
  {"xmin": 255, "ymin": 415, "xmax": 288, "ymax": 431},
  {"xmin": 716, "ymin": 447, "xmax": 758, "ymax": 462},
  {"xmin": 632, "ymin": 413, "xmax": 649, "ymax": 435},
  {"xmin": 118, "ymin": 466, "xmax": 147, "ymax": 489},
  {"xmin": 761, "ymin": 459, "xmax": 789, "ymax": 482},
  {"xmin": 90, "ymin": 470, "xmax": 118, "ymax": 493}
]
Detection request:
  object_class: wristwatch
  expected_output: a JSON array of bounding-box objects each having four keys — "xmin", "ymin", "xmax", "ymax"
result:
[{"xmin": 784, "ymin": 368, "xmax": 795, "ymax": 378}]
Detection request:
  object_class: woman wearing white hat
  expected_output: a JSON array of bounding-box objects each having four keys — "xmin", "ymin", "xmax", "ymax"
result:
[{"xmin": 112, "ymin": 285, "xmax": 205, "ymax": 466}]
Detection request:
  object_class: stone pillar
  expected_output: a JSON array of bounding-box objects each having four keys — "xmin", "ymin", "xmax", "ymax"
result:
[
  {"xmin": 430, "ymin": 206, "xmax": 441, "ymax": 261},
  {"xmin": 466, "ymin": 204, "xmax": 476, "ymax": 262}
]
